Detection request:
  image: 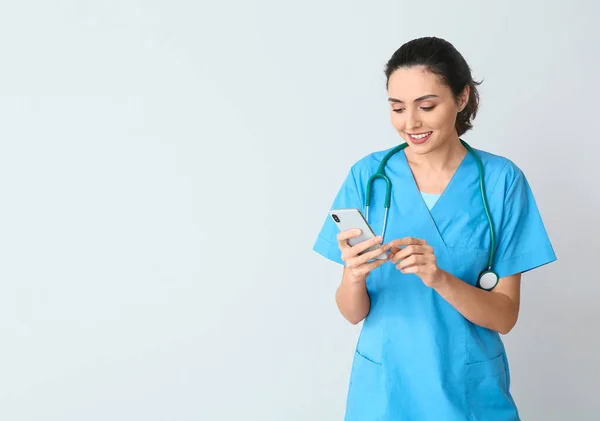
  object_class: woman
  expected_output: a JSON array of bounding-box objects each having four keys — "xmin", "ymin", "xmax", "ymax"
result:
[{"xmin": 313, "ymin": 37, "xmax": 556, "ymax": 420}]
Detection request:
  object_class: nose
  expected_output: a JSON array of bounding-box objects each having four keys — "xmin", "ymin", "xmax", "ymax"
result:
[{"xmin": 406, "ymin": 111, "xmax": 422, "ymax": 130}]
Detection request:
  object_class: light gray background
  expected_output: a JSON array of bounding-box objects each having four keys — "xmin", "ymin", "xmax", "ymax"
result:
[{"xmin": 0, "ymin": 1, "xmax": 597, "ymax": 420}]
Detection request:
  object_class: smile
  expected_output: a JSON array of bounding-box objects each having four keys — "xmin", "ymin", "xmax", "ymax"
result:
[{"xmin": 408, "ymin": 131, "xmax": 432, "ymax": 144}]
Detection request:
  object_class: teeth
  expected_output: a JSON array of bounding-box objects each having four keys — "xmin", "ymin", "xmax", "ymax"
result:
[{"xmin": 410, "ymin": 132, "xmax": 431, "ymax": 139}]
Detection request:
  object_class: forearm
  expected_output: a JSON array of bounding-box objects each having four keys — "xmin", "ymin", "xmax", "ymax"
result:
[
  {"xmin": 335, "ymin": 267, "xmax": 371, "ymax": 325},
  {"xmin": 433, "ymin": 270, "xmax": 519, "ymax": 334}
]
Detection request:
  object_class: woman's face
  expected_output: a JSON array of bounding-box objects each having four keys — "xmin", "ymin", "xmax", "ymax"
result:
[{"xmin": 387, "ymin": 66, "xmax": 468, "ymax": 155}]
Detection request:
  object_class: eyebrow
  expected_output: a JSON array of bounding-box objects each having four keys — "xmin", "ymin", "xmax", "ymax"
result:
[{"xmin": 388, "ymin": 94, "xmax": 439, "ymax": 103}]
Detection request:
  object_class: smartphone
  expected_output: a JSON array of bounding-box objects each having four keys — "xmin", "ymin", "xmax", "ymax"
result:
[{"xmin": 330, "ymin": 208, "xmax": 387, "ymax": 260}]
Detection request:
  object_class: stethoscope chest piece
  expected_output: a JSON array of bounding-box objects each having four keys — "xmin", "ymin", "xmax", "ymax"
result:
[{"xmin": 477, "ymin": 270, "xmax": 499, "ymax": 291}]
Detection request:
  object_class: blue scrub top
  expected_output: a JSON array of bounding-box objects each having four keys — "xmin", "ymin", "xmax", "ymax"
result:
[{"xmin": 313, "ymin": 146, "xmax": 556, "ymax": 421}]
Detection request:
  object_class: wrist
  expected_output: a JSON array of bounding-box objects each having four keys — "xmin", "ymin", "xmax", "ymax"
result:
[
  {"xmin": 343, "ymin": 271, "xmax": 367, "ymax": 287},
  {"xmin": 430, "ymin": 269, "xmax": 451, "ymax": 290}
]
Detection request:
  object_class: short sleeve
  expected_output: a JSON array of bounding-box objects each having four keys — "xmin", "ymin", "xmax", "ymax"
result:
[
  {"xmin": 312, "ymin": 166, "xmax": 364, "ymax": 265},
  {"xmin": 493, "ymin": 168, "xmax": 556, "ymax": 278}
]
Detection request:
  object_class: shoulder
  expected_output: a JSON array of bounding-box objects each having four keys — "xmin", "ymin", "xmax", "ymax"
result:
[
  {"xmin": 347, "ymin": 146, "xmax": 398, "ymax": 178},
  {"xmin": 471, "ymin": 147, "xmax": 526, "ymax": 191}
]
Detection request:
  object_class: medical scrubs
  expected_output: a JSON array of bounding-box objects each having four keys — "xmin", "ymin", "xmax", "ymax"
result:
[{"xmin": 313, "ymin": 145, "xmax": 556, "ymax": 421}]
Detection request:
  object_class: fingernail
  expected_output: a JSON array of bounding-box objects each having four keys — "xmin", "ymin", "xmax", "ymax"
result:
[{"xmin": 355, "ymin": 229, "xmax": 361, "ymax": 234}]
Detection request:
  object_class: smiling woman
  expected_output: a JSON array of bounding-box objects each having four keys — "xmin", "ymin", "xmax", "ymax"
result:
[{"xmin": 312, "ymin": 36, "xmax": 556, "ymax": 421}]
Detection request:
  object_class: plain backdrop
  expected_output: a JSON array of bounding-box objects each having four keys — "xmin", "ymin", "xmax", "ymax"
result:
[{"xmin": 0, "ymin": 1, "xmax": 598, "ymax": 420}]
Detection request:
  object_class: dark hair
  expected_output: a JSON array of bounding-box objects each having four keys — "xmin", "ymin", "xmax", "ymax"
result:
[{"xmin": 384, "ymin": 37, "xmax": 482, "ymax": 136}]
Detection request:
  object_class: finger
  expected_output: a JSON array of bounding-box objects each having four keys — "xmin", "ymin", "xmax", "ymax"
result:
[
  {"xmin": 343, "ymin": 236, "xmax": 383, "ymax": 262},
  {"xmin": 388, "ymin": 237, "xmax": 428, "ymax": 249},
  {"xmin": 353, "ymin": 243, "xmax": 392, "ymax": 266},
  {"xmin": 396, "ymin": 254, "xmax": 427, "ymax": 270},
  {"xmin": 337, "ymin": 229, "xmax": 362, "ymax": 247},
  {"xmin": 338, "ymin": 230, "xmax": 367, "ymax": 256},
  {"xmin": 346, "ymin": 242, "xmax": 389, "ymax": 268},
  {"xmin": 350, "ymin": 235, "xmax": 384, "ymax": 256},
  {"xmin": 392, "ymin": 244, "xmax": 433, "ymax": 264},
  {"xmin": 355, "ymin": 256, "xmax": 389, "ymax": 277},
  {"xmin": 392, "ymin": 245, "xmax": 433, "ymax": 263},
  {"xmin": 391, "ymin": 245, "xmax": 422, "ymax": 264},
  {"xmin": 399, "ymin": 264, "xmax": 419, "ymax": 274},
  {"xmin": 398, "ymin": 256, "xmax": 436, "ymax": 273}
]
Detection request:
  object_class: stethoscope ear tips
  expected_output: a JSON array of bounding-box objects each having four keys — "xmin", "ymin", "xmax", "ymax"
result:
[{"xmin": 477, "ymin": 270, "xmax": 499, "ymax": 291}]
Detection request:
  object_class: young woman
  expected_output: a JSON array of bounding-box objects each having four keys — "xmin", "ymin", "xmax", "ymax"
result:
[{"xmin": 313, "ymin": 37, "xmax": 556, "ymax": 420}]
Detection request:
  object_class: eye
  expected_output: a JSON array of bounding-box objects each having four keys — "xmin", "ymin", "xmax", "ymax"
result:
[
  {"xmin": 392, "ymin": 108, "xmax": 405, "ymax": 113},
  {"xmin": 421, "ymin": 106, "xmax": 435, "ymax": 111}
]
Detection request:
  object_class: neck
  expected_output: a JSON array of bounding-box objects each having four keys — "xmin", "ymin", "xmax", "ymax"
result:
[{"xmin": 404, "ymin": 134, "xmax": 466, "ymax": 172}]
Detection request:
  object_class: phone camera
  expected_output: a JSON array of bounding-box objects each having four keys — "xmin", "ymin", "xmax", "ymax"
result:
[{"xmin": 332, "ymin": 214, "xmax": 340, "ymax": 223}]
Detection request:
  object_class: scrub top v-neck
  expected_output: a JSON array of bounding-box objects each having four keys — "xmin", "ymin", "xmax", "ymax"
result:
[{"xmin": 420, "ymin": 191, "xmax": 440, "ymax": 211}]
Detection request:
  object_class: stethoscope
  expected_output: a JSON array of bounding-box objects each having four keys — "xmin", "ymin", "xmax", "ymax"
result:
[{"xmin": 365, "ymin": 139, "xmax": 499, "ymax": 290}]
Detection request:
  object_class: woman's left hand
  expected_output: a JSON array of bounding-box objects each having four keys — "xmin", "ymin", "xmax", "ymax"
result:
[{"xmin": 389, "ymin": 237, "xmax": 446, "ymax": 288}]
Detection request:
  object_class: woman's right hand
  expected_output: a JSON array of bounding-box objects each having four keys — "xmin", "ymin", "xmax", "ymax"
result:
[{"xmin": 336, "ymin": 229, "xmax": 392, "ymax": 283}]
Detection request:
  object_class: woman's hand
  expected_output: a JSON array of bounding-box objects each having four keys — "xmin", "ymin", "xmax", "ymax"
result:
[
  {"xmin": 389, "ymin": 237, "xmax": 445, "ymax": 288},
  {"xmin": 337, "ymin": 230, "xmax": 392, "ymax": 284}
]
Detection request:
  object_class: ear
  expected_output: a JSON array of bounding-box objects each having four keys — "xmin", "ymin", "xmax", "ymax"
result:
[{"xmin": 458, "ymin": 85, "xmax": 470, "ymax": 112}]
